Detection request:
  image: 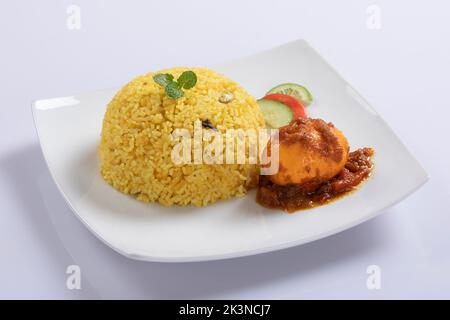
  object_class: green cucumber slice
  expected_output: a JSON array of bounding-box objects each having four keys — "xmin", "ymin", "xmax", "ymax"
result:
[
  {"xmin": 257, "ymin": 99, "xmax": 293, "ymax": 128},
  {"xmin": 267, "ymin": 83, "xmax": 313, "ymax": 105}
]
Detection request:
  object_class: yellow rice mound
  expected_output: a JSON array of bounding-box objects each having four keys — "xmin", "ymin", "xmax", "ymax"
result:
[{"xmin": 98, "ymin": 67, "xmax": 266, "ymax": 207}]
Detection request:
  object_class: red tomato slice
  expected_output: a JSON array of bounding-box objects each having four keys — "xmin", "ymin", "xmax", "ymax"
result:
[{"xmin": 263, "ymin": 93, "xmax": 307, "ymax": 119}]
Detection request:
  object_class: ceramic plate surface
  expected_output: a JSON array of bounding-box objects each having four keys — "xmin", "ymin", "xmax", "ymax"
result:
[{"xmin": 32, "ymin": 40, "xmax": 428, "ymax": 262}]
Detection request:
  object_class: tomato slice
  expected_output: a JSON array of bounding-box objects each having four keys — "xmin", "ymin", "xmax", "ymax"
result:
[{"xmin": 263, "ymin": 93, "xmax": 307, "ymax": 119}]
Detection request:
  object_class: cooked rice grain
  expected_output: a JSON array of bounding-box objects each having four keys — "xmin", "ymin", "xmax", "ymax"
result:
[{"xmin": 98, "ymin": 67, "xmax": 265, "ymax": 207}]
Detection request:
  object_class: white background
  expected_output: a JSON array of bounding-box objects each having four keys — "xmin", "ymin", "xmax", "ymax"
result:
[{"xmin": 0, "ymin": 0, "xmax": 449, "ymax": 299}]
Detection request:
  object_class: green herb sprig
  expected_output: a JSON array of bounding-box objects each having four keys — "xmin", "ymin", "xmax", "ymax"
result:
[{"xmin": 153, "ymin": 70, "xmax": 197, "ymax": 99}]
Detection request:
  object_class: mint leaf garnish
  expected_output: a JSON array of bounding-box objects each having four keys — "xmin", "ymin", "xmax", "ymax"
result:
[
  {"xmin": 153, "ymin": 73, "xmax": 174, "ymax": 87},
  {"xmin": 165, "ymin": 82, "xmax": 184, "ymax": 99},
  {"xmin": 152, "ymin": 70, "xmax": 197, "ymax": 100},
  {"xmin": 177, "ymin": 71, "xmax": 197, "ymax": 89}
]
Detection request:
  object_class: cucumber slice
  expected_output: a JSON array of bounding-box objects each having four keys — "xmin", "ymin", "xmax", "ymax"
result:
[
  {"xmin": 267, "ymin": 83, "xmax": 313, "ymax": 105},
  {"xmin": 257, "ymin": 99, "xmax": 293, "ymax": 128}
]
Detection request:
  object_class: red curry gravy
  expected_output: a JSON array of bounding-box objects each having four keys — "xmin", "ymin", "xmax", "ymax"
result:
[{"xmin": 257, "ymin": 147, "xmax": 374, "ymax": 212}]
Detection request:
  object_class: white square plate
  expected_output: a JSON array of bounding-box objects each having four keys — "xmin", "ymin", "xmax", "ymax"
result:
[{"xmin": 32, "ymin": 40, "xmax": 428, "ymax": 262}]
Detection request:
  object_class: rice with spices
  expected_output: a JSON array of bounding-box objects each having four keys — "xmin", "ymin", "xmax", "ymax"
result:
[{"xmin": 98, "ymin": 67, "xmax": 265, "ymax": 207}]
